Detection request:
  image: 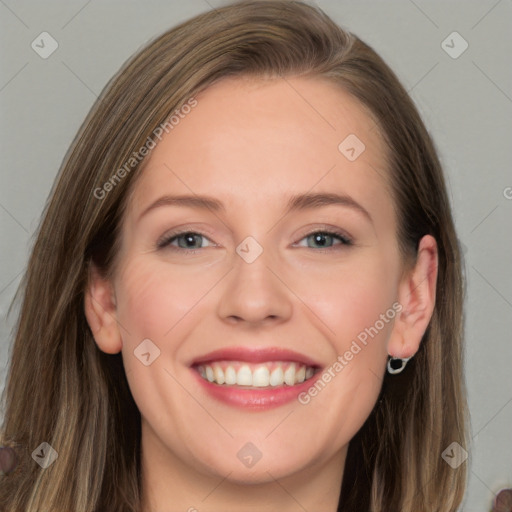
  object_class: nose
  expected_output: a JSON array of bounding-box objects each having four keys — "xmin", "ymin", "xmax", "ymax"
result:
[{"xmin": 216, "ymin": 243, "xmax": 293, "ymax": 327}]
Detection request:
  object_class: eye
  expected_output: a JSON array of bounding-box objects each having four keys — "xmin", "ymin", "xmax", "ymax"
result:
[
  {"xmin": 156, "ymin": 231, "xmax": 215, "ymax": 252},
  {"xmin": 295, "ymin": 230, "xmax": 353, "ymax": 250},
  {"xmin": 156, "ymin": 228, "xmax": 353, "ymax": 253}
]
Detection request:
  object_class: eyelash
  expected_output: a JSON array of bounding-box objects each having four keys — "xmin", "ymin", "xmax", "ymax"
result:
[{"xmin": 156, "ymin": 228, "xmax": 353, "ymax": 253}]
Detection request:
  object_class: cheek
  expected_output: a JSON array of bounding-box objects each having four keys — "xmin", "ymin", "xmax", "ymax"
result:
[
  {"xmin": 296, "ymin": 253, "xmax": 399, "ymax": 437},
  {"xmin": 298, "ymin": 267, "xmax": 396, "ymax": 444},
  {"xmin": 113, "ymin": 258, "xmax": 210, "ymax": 428},
  {"xmin": 297, "ymin": 254, "xmax": 399, "ymax": 350},
  {"xmin": 114, "ymin": 256, "xmax": 215, "ymax": 342}
]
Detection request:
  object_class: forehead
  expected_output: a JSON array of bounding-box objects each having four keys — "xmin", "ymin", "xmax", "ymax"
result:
[{"xmin": 128, "ymin": 76, "xmax": 392, "ymax": 221}]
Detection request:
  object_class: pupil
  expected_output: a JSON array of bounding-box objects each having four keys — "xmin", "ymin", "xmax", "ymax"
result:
[
  {"xmin": 182, "ymin": 233, "xmax": 198, "ymax": 247},
  {"xmin": 314, "ymin": 233, "xmax": 329, "ymax": 246}
]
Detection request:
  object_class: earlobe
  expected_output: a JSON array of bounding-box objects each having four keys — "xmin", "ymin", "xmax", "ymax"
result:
[
  {"xmin": 84, "ymin": 262, "xmax": 123, "ymax": 354},
  {"xmin": 387, "ymin": 235, "xmax": 438, "ymax": 359}
]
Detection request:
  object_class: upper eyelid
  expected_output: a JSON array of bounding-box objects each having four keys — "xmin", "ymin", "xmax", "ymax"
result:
[
  {"xmin": 158, "ymin": 222, "xmax": 352, "ymax": 238},
  {"xmin": 294, "ymin": 230, "xmax": 352, "ymax": 246},
  {"xmin": 156, "ymin": 230, "xmax": 215, "ymax": 248},
  {"xmin": 157, "ymin": 227, "xmax": 352, "ymax": 248},
  {"xmin": 156, "ymin": 225, "xmax": 215, "ymax": 246}
]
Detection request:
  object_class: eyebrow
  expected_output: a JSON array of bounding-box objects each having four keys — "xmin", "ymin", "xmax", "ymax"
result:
[{"xmin": 138, "ymin": 192, "xmax": 372, "ymax": 223}]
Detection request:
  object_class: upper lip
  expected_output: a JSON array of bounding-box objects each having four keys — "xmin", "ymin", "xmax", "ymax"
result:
[{"xmin": 190, "ymin": 347, "xmax": 322, "ymax": 368}]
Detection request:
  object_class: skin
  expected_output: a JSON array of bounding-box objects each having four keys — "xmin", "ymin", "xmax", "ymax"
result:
[{"xmin": 85, "ymin": 76, "xmax": 438, "ymax": 512}]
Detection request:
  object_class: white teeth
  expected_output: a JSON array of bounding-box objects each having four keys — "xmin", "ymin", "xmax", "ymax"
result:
[
  {"xmin": 283, "ymin": 363, "xmax": 296, "ymax": 385},
  {"xmin": 252, "ymin": 366, "xmax": 270, "ymax": 387},
  {"xmin": 237, "ymin": 365, "xmax": 253, "ymax": 386},
  {"xmin": 225, "ymin": 366, "xmax": 237, "ymax": 385},
  {"xmin": 213, "ymin": 366, "xmax": 225, "ymax": 385},
  {"xmin": 205, "ymin": 366, "xmax": 214, "ymax": 383},
  {"xmin": 269, "ymin": 366, "xmax": 284, "ymax": 386},
  {"xmin": 197, "ymin": 361, "xmax": 317, "ymax": 387}
]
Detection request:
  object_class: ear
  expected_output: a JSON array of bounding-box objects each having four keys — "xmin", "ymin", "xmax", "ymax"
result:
[
  {"xmin": 84, "ymin": 261, "xmax": 123, "ymax": 354},
  {"xmin": 387, "ymin": 234, "xmax": 438, "ymax": 359}
]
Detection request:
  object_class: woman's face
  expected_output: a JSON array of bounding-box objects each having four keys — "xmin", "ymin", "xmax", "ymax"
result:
[{"xmin": 103, "ymin": 77, "xmax": 408, "ymax": 483}]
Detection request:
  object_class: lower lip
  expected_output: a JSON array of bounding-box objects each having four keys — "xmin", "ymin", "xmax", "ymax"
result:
[{"xmin": 191, "ymin": 368, "xmax": 321, "ymax": 410}]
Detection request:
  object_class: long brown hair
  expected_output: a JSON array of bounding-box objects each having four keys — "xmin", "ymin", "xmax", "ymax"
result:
[{"xmin": 0, "ymin": 1, "xmax": 469, "ymax": 510}]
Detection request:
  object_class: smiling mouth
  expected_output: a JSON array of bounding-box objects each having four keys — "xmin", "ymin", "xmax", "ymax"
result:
[{"xmin": 193, "ymin": 361, "xmax": 321, "ymax": 388}]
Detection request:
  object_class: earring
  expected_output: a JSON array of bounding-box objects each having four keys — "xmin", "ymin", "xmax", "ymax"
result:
[{"xmin": 387, "ymin": 355, "xmax": 411, "ymax": 375}]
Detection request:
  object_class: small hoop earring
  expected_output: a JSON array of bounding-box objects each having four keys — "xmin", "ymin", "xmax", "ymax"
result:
[{"xmin": 387, "ymin": 356, "xmax": 411, "ymax": 375}]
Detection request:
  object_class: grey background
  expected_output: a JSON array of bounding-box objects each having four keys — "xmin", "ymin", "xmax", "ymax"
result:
[{"xmin": 1, "ymin": 1, "xmax": 511, "ymax": 510}]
